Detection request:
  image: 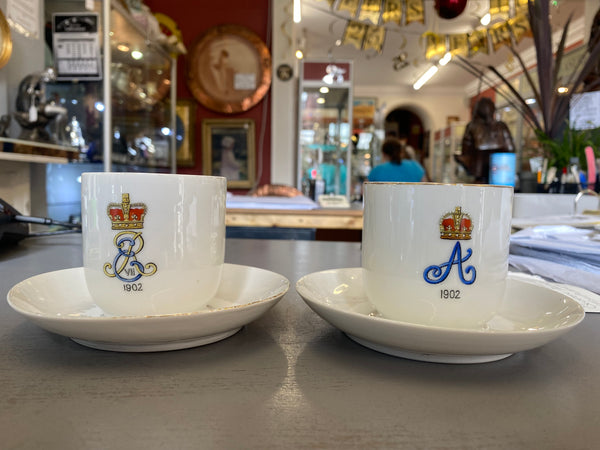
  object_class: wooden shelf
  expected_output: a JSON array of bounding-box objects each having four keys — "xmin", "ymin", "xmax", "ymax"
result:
[
  {"xmin": 0, "ymin": 137, "xmax": 78, "ymax": 164},
  {"xmin": 226, "ymin": 207, "xmax": 363, "ymax": 230},
  {"xmin": 0, "ymin": 151, "xmax": 69, "ymax": 164}
]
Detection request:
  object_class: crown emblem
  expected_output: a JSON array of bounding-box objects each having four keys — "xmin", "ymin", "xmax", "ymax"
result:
[
  {"xmin": 107, "ymin": 193, "xmax": 147, "ymax": 230},
  {"xmin": 439, "ymin": 207, "xmax": 473, "ymax": 240}
]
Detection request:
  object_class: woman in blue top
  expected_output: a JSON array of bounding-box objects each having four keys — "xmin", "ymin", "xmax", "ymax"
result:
[{"xmin": 368, "ymin": 137, "xmax": 427, "ymax": 182}]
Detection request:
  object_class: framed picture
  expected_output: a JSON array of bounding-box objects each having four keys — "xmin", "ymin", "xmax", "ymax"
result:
[
  {"xmin": 202, "ymin": 118, "xmax": 255, "ymax": 189},
  {"xmin": 175, "ymin": 99, "xmax": 196, "ymax": 167},
  {"xmin": 353, "ymin": 97, "xmax": 377, "ymax": 128}
]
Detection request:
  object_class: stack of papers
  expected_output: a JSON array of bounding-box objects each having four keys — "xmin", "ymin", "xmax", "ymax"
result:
[
  {"xmin": 509, "ymin": 225, "xmax": 600, "ymax": 295},
  {"xmin": 511, "ymin": 214, "xmax": 600, "ymax": 230}
]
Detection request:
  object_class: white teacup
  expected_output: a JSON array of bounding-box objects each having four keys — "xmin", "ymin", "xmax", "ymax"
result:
[
  {"xmin": 81, "ymin": 172, "xmax": 227, "ymax": 316},
  {"xmin": 362, "ymin": 182, "xmax": 513, "ymax": 329}
]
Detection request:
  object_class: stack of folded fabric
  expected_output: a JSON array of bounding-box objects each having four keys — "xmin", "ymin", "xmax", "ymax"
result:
[{"xmin": 509, "ymin": 225, "xmax": 600, "ymax": 294}]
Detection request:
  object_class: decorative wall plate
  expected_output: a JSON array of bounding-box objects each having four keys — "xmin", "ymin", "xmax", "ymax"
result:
[
  {"xmin": 0, "ymin": 8, "xmax": 13, "ymax": 69},
  {"xmin": 187, "ymin": 25, "xmax": 271, "ymax": 114}
]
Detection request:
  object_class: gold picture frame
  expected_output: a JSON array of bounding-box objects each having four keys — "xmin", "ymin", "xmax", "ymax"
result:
[
  {"xmin": 175, "ymin": 99, "xmax": 196, "ymax": 167},
  {"xmin": 202, "ymin": 118, "xmax": 255, "ymax": 189}
]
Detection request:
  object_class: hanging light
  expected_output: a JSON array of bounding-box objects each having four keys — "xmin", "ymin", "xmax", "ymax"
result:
[
  {"xmin": 293, "ymin": 0, "xmax": 301, "ymax": 24},
  {"xmin": 480, "ymin": 13, "xmax": 491, "ymax": 26},
  {"xmin": 413, "ymin": 65, "xmax": 439, "ymax": 90},
  {"xmin": 295, "ymin": 30, "xmax": 306, "ymax": 60},
  {"xmin": 439, "ymin": 52, "xmax": 452, "ymax": 66}
]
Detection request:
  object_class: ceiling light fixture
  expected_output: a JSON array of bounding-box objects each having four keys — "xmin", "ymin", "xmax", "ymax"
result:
[
  {"xmin": 480, "ymin": 13, "xmax": 491, "ymax": 26},
  {"xmin": 295, "ymin": 30, "xmax": 306, "ymax": 61},
  {"xmin": 413, "ymin": 65, "xmax": 439, "ymax": 90},
  {"xmin": 293, "ymin": 0, "xmax": 301, "ymax": 24},
  {"xmin": 439, "ymin": 52, "xmax": 452, "ymax": 66}
]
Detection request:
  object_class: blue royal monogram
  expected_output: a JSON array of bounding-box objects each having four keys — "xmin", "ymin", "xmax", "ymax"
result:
[
  {"xmin": 423, "ymin": 241, "xmax": 476, "ymax": 285},
  {"xmin": 103, "ymin": 231, "xmax": 157, "ymax": 282}
]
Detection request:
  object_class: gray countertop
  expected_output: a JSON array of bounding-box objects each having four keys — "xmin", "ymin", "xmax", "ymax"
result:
[{"xmin": 1, "ymin": 234, "xmax": 599, "ymax": 449}]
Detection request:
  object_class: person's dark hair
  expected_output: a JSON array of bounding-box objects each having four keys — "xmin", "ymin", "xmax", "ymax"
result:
[{"xmin": 381, "ymin": 137, "xmax": 403, "ymax": 165}]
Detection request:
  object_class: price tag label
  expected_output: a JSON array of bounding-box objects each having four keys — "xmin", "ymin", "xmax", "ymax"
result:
[{"xmin": 318, "ymin": 195, "xmax": 350, "ymax": 209}]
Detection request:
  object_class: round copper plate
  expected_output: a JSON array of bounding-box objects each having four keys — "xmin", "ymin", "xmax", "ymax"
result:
[
  {"xmin": 187, "ymin": 25, "xmax": 271, "ymax": 114},
  {"xmin": 0, "ymin": 9, "xmax": 13, "ymax": 69}
]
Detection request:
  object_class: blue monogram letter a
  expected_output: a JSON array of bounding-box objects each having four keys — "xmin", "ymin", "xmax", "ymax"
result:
[{"xmin": 423, "ymin": 242, "xmax": 476, "ymax": 285}]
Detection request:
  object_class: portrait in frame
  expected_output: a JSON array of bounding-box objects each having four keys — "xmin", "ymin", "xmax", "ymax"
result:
[
  {"xmin": 202, "ymin": 118, "xmax": 255, "ymax": 189},
  {"xmin": 175, "ymin": 99, "xmax": 196, "ymax": 167}
]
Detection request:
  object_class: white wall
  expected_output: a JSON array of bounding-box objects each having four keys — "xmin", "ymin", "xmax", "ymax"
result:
[
  {"xmin": 355, "ymin": 84, "xmax": 470, "ymax": 135},
  {"xmin": 270, "ymin": 0, "xmax": 298, "ymax": 186},
  {"xmin": 2, "ymin": 0, "xmax": 45, "ymax": 136}
]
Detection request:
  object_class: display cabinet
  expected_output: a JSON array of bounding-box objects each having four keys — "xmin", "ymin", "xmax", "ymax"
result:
[
  {"xmin": 103, "ymin": 0, "xmax": 176, "ymax": 170},
  {"xmin": 296, "ymin": 61, "xmax": 353, "ymax": 199},
  {"xmin": 0, "ymin": 0, "xmax": 177, "ymax": 172},
  {"xmin": 350, "ymin": 97, "xmax": 383, "ymax": 201},
  {"xmin": 430, "ymin": 122, "xmax": 467, "ymax": 183}
]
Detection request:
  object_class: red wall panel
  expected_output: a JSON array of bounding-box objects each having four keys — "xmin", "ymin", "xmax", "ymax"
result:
[{"xmin": 145, "ymin": 0, "xmax": 272, "ymax": 191}]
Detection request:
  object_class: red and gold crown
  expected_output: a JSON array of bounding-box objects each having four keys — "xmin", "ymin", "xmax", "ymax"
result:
[
  {"xmin": 107, "ymin": 193, "xmax": 147, "ymax": 230},
  {"xmin": 439, "ymin": 206, "xmax": 473, "ymax": 240}
]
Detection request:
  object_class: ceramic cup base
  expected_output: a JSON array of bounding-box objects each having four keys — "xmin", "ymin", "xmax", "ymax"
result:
[
  {"xmin": 363, "ymin": 271, "xmax": 506, "ymax": 329},
  {"xmin": 83, "ymin": 266, "xmax": 223, "ymax": 316}
]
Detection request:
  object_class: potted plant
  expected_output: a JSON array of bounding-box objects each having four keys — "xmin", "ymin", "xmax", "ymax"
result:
[{"xmin": 535, "ymin": 125, "xmax": 600, "ymax": 172}]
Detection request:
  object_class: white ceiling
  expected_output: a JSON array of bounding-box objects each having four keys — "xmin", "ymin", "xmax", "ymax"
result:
[{"xmin": 296, "ymin": 0, "xmax": 587, "ymax": 92}]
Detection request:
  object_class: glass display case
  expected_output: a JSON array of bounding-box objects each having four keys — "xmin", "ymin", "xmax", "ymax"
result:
[
  {"xmin": 0, "ymin": 0, "xmax": 176, "ymax": 172},
  {"xmin": 296, "ymin": 61, "xmax": 353, "ymax": 199},
  {"xmin": 430, "ymin": 122, "xmax": 467, "ymax": 183},
  {"xmin": 350, "ymin": 97, "xmax": 383, "ymax": 201}
]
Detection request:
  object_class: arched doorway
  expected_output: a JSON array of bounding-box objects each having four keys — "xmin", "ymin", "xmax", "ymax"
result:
[{"xmin": 384, "ymin": 107, "xmax": 427, "ymax": 165}]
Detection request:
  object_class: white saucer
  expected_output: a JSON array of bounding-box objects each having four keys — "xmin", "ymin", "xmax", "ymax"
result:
[
  {"xmin": 296, "ymin": 269, "xmax": 585, "ymax": 364},
  {"xmin": 7, "ymin": 264, "xmax": 289, "ymax": 352}
]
